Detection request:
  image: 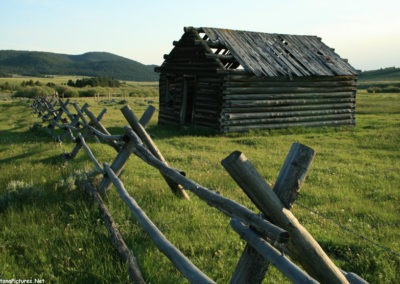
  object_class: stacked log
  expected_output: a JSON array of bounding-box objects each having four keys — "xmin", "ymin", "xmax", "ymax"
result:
[
  {"xmin": 191, "ymin": 77, "xmax": 223, "ymax": 129},
  {"xmin": 220, "ymin": 75, "xmax": 356, "ymax": 132}
]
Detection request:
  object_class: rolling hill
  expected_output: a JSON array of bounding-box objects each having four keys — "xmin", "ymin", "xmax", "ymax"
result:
[
  {"xmin": 358, "ymin": 67, "xmax": 400, "ymax": 82},
  {"xmin": 0, "ymin": 50, "xmax": 158, "ymax": 81}
]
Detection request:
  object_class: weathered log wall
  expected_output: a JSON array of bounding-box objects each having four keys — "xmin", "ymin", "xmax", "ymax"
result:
[
  {"xmin": 220, "ymin": 74, "xmax": 357, "ymax": 132},
  {"xmin": 157, "ymin": 29, "xmax": 223, "ymax": 129}
]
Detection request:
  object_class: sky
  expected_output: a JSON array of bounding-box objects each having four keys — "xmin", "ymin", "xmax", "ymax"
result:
[{"xmin": 1, "ymin": 0, "xmax": 399, "ymax": 71}]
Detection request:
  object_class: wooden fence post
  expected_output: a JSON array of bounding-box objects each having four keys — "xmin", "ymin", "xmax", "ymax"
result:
[
  {"xmin": 81, "ymin": 103, "xmax": 121, "ymax": 152},
  {"xmin": 85, "ymin": 183, "xmax": 145, "ymax": 284},
  {"xmin": 230, "ymin": 219, "xmax": 318, "ymax": 284},
  {"xmin": 274, "ymin": 143, "xmax": 315, "ymax": 208},
  {"xmin": 121, "ymin": 105, "xmax": 190, "ymax": 200},
  {"xmin": 221, "ymin": 151, "xmax": 348, "ymax": 284},
  {"xmin": 227, "ymin": 143, "xmax": 315, "ymax": 283},
  {"xmin": 58, "ymin": 98, "xmax": 76, "ymax": 123},
  {"xmin": 103, "ymin": 163, "xmax": 215, "ymax": 284},
  {"xmin": 138, "ymin": 105, "xmax": 156, "ymax": 128},
  {"xmin": 97, "ymin": 127, "xmax": 136, "ymax": 195}
]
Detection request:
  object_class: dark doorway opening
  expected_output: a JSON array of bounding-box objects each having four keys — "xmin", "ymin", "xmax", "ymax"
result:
[{"xmin": 180, "ymin": 75, "xmax": 196, "ymax": 125}]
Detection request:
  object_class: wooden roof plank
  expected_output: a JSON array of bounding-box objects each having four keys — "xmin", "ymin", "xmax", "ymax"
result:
[
  {"xmin": 162, "ymin": 27, "xmax": 358, "ymax": 78},
  {"xmin": 257, "ymin": 33, "xmax": 311, "ymax": 77},
  {"xmin": 307, "ymin": 36, "xmax": 358, "ymax": 75},
  {"xmin": 283, "ymin": 35, "xmax": 334, "ymax": 76},
  {"xmin": 242, "ymin": 31, "xmax": 293, "ymax": 77}
]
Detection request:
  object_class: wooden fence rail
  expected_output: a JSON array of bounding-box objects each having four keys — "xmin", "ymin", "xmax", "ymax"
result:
[{"xmin": 30, "ymin": 95, "xmax": 368, "ymax": 284}]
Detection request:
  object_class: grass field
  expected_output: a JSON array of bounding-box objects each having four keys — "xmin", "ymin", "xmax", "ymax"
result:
[{"xmin": 0, "ymin": 89, "xmax": 399, "ymax": 283}]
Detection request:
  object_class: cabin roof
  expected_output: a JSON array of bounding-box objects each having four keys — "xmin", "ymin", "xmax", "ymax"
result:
[{"xmin": 170, "ymin": 27, "xmax": 359, "ymax": 78}]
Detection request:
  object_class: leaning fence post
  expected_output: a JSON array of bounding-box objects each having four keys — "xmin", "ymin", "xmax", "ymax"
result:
[
  {"xmin": 58, "ymin": 98, "xmax": 76, "ymax": 123},
  {"xmin": 230, "ymin": 219, "xmax": 318, "ymax": 284},
  {"xmin": 81, "ymin": 103, "xmax": 120, "ymax": 152},
  {"xmin": 274, "ymin": 143, "xmax": 315, "ymax": 209},
  {"xmin": 103, "ymin": 163, "xmax": 215, "ymax": 284},
  {"xmin": 121, "ymin": 105, "xmax": 190, "ymax": 200},
  {"xmin": 226, "ymin": 143, "xmax": 315, "ymax": 284},
  {"xmin": 84, "ymin": 182, "xmax": 145, "ymax": 284},
  {"xmin": 97, "ymin": 127, "xmax": 136, "ymax": 195},
  {"xmin": 221, "ymin": 151, "xmax": 348, "ymax": 284},
  {"xmin": 138, "ymin": 105, "xmax": 156, "ymax": 128}
]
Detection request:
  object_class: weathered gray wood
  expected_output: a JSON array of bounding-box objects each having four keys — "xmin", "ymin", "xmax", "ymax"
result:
[
  {"xmin": 227, "ymin": 74, "xmax": 356, "ymax": 82},
  {"xmin": 124, "ymin": 127, "xmax": 288, "ymax": 242},
  {"xmin": 223, "ymin": 102, "xmax": 354, "ymax": 113},
  {"xmin": 274, "ymin": 143, "xmax": 315, "ymax": 208},
  {"xmin": 222, "ymin": 119, "xmax": 354, "ymax": 133},
  {"xmin": 224, "ymin": 108, "xmax": 352, "ymax": 120},
  {"xmin": 205, "ymin": 53, "xmax": 234, "ymax": 61},
  {"xmin": 84, "ymin": 183, "xmax": 145, "ymax": 284},
  {"xmin": 341, "ymin": 270, "xmax": 369, "ymax": 284},
  {"xmin": 86, "ymin": 125, "xmax": 124, "ymax": 143},
  {"xmin": 66, "ymin": 138, "xmax": 84, "ymax": 160},
  {"xmin": 72, "ymin": 102, "xmax": 89, "ymax": 126},
  {"xmin": 121, "ymin": 105, "xmax": 190, "ymax": 200},
  {"xmin": 230, "ymin": 243, "xmax": 270, "ymax": 284},
  {"xmin": 103, "ymin": 163, "xmax": 215, "ymax": 284},
  {"xmin": 230, "ymin": 219, "xmax": 318, "ymax": 284},
  {"xmin": 58, "ymin": 99, "xmax": 76, "ymax": 122},
  {"xmin": 98, "ymin": 137, "xmax": 135, "ymax": 195},
  {"xmin": 224, "ymin": 80, "xmax": 356, "ymax": 88},
  {"xmin": 77, "ymin": 133, "xmax": 103, "ymax": 173},
  {"xmin": 223, "ymin": 92, "xmax": 354, "ymax": 101},
  {"xmin": 82, "ymin": 104, "xmax": 120, "ymax": 152},
  {"xmin": 221, "ymin": 114, "xmax": 352, "ymax": 126},
  {"xmin": 138, "ymin": 105, "xmax": 156, "ymax": 128},
  {"xmin": 223, "ymin": 97, "xmax": 354, "ymax": 107},
  {"xmin": 221, "ymin": 151, "xmax": 348, "ymax": 283},
  {"xmin": 229, "ymin": 143, "xmax": 315, "ymax": 283},
  {"xmin": 66, "ymin": 104, "xmax": 98, "ymax": 160}
]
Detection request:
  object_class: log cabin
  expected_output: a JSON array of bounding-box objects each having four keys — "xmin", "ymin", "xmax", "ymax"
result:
[{"xmin": 155, "ymin": 27, "xmax": 359, "ymax": 133}]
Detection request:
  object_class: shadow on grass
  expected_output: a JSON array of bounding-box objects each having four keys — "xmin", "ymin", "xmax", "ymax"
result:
[
  {"xmin": 0, "ymin": 150, "xmax": 42, "ymax": 164},
  {"xmin": 0, "ymin": 127, "xmax": 52, "ymax": 145},
  {"xmin": 143, "ymin": 124, "xmax": 356, "ymax": 140}
]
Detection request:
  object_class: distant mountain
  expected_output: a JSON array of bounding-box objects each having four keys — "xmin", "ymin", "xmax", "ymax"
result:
[
  {"xmin": 0, "ymin": 50, "xmax": 158, "ymax": 81},
  {"xmin": 359, "ymin": 67, "xmax": 400, "ymax": 82}
]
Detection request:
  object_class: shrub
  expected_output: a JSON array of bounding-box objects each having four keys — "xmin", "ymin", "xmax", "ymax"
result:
[
  {"xmin": 367, "ymin": 87, "xmax": 382, "ymax": 93},
  {"xmin": 55, "ymin": 86, "xmax": 78, "ymax": 98},
  {"xmin": 0, "ymin": 81, "xmax": 15, "ymax": 92},
  {"xmin": 78, "ymin": 89, "xmax": 97, "ymax": 97},
  {"xmin": 13, "ymin": 86, "xmax": 54, "ymax": 98},
  {"xmin": 383, "ymin": 85, "xmax": 400, "ymax": 93}
]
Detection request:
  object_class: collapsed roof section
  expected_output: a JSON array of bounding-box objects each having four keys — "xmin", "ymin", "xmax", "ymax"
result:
[{"xmin": 157, "ymin": 26, "xmax": 359, "ymax": 78}]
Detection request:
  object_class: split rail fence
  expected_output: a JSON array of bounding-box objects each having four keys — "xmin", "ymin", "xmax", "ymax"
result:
[{"xmin": 30, "ymin": 95, "xmax": 368, "ymax": 284}]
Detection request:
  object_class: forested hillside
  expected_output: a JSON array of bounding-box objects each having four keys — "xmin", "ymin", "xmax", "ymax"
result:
[
  {"xmin": 0, "ymin": 50, "xmax": 158, "ymax": 81},
  {"xmin": 359, "ymin": 67, "xmax": 400, "ymax": 82}
]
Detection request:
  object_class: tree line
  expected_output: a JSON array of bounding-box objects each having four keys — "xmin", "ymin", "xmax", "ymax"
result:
[{"xmin": 67, "ymin": 77, "xmax": 121, "ymax": 88}]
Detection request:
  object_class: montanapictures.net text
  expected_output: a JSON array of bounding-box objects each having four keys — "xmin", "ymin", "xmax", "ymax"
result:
[{"xmin": 0, "ymin": 279, "xmax": 45, "ymax": 284}]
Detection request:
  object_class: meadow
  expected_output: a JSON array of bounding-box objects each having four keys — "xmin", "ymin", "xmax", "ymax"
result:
[{"xmin": 0, "ymin": 85, "xmax": 399, "ymax": 283}]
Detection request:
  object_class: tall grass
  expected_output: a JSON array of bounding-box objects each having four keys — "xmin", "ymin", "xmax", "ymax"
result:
[{"xmin": 0, "ymin": 90, "xmax": 399, "ymax": 283}]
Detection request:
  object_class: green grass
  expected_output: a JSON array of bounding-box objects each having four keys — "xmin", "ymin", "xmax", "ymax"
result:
[{"xmin": 0, "ymin": 90, "xmax": 399, "ymax": 283}]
